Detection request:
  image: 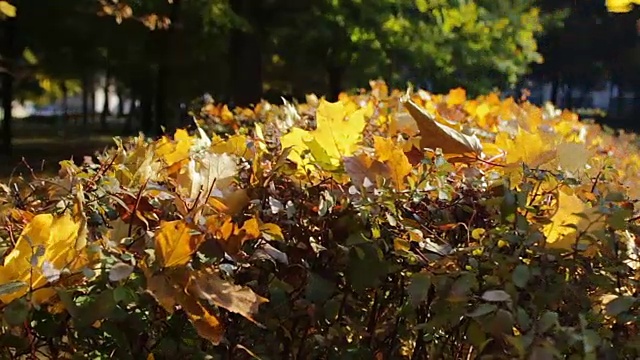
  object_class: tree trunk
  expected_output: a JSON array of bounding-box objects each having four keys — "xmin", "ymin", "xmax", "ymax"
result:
[
  {"xmin": 116, "ymin": 84, "xmax": 125, "ymax": 118},
  {"xmin": 154, "ymin": 0, "xmax": 182, "ymax": 135},
  {"xmin": 228, "ymin": 0, "xmax": 263, "ymax": 107},
  {"xmin": 100, "ymin": 63, "xmax": 111, "ymax": 130},
  {"xmin": 90, "ymin": 76, "xmax": 96, "ymax": 122},
  {"xmin": 140, "ymin": 81, "xmax": 154, "ymax": 134},
  {"xmin": 123, "ymin": 92, "xmax": 137, "ymax": 135},
  {"xmin": 82, "ymin": 73, "xmax": 89, "ymax": 126},
  {"xmin": 550, "ymin": 73, "xmax": 560, "ymax": 105},
  {"xmin": 1, "ymin": 15, "xmax": 16, "ymax": 156},
  {"xmin": 327, "ymin": 66, "xmax": 344, "ymax": 102}
]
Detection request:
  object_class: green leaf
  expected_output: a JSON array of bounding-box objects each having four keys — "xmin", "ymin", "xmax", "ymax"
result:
[
  {"xmin": 109, "ymin": 262, "xmax": 134, "ymax": 282},
  {"xmin": 407, "ymin": 272, "xmax": 431, "ymax": 308},
  {"xmin": 466, "ymin": 303, "xmax": 497, "ymax": 318},
  {"xmin": 608, "ymin": 208, "xmax": 632, "ymax": 230},
  {"xmin": 305, "ymin": 273, "xmax": 336, "ymax": 304},
  {"xmin": 347, "ymin": 244, "xmax": 387, "ymax": 293},
  {"xmin": 538, "ymin": 311, "xmax": 558, "ymax": 333},
  {"xmin": 481, "ymin": 290, "xmax": 511, "ymax": 302},
  {"xmin": 512, "ymin": 264, "xmax": 530, "ymax": 288},
  {"xmin": 3, "ymin": 298, "xmax": 30, "ymax": 326},
  {"xmin": 0, "ymin": 280, "xmax": 27, "ymax": 297},
  {"xmin": 605, "ymin": 296, "xmax": 637, "ymax": 316},
  {"xmin": 76, "ymin": 289, "xmax": 117, "ymax": 328}
]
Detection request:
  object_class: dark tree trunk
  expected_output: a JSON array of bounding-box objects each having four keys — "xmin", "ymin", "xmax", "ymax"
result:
[
  {"xmin": 82, "ymin": 73, "xmax": 89, "ymax": 126},
  {"xmin": 61, "ymin": 80, "xmax": 68, "ymax": 122},
  {"xmin": 228, "ymin": 0, "xmax": 263, "ymax": 107},
  {"xmin": 90, "ymin": 76, "xmax": 96, "ymax": 122},
  {"xmin": 327, "ymin": 66, "xmax": 344, "ymax": 102},
  {"xmin": 154, "ymin": 0, "xmax": 182, "ymax": 135},
  {"xmin": 123, "ymin": 92, "xmax": 137, "ymax": 135},
  {"xmin": 140, "ymin": 86, "xmax": 153, "ymax": 134},
  {"xmin": 1, "ymin": 15, "xmax": 16, "ymax": 156},
  {"xmin": 100, "ymin": 60, "xmax": 111, "ymax": 130},
  {"xmin": 550, "ymin": 73, "xmax": 560, "ymax": 105},
  {"xmin": 117, "ymin": 85, "xmax": 125, "ymax": 118}
]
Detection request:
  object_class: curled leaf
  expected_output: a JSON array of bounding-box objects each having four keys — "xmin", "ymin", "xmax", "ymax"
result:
[{"xmin": 401, "ymin": 96, "xmax": 482, "ymax": 160}]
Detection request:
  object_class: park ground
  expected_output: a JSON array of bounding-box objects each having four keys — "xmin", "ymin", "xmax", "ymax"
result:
[{"xmin": 0, "ymin": 117, "xmax": 122, "ymax": 183}]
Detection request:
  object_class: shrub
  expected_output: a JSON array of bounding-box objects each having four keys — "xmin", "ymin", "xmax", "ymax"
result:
[{"xmin": 0, "ymin": 83, "xmax": 639, "ymax": 359}]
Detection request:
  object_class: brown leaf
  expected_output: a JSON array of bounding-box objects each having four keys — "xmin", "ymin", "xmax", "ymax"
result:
[
  {"xmin": 145, "ymin": 268, "xmax": 224, "ymax": 344},
  {"xmin": 401, "ymin": 96, "xmax": 482, "ymax": 160},
  {"xmin": 343, "ymin": 153, "xmax": 388, "ymax": 188},
  {"xmin": 187, "ymin": 267, "xmax": 268, "ymax": 324}
]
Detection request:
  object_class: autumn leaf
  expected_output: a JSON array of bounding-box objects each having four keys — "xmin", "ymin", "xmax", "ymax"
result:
[
  {"xmin": 373, "ymin": 136, "xmax": 413, "ymax": 190},
  {"xmin": 281, "ymin": 99, "xmax": 368, "ymax": 170},
  {"xmin": 155, "ymin": 129, "xmax": 193, "ymax": 166},
  {"xmin": 446, "ymin": 88, "xmax": 466, "ymax": 106},
  {"xmin": 542, "ymin": 190, "xmax": 605, "ymax": 250},
  {"xmin": 0, "ymin": 213, "xmax": 92, "ymax": 304},
  {"xmin": 145, "ymin": 267, "xmax": 225, "ymax": 344},
  {"xmin": 0, "ymin": 1, "xmax": 16, "ymax": 17},
  {"xmin": 557, "ymin": 142, "xmax": 592, "ymax": 174},
  {"xmin": 401, "ymin": 96, "xmax": 482, "ymax": 161},
  {"xmin": 206, "ymin": 215, "xmax": 261, "ymax": 256},
  {"xmin": 606, "ymin": 0, "xmax": 640, "ymax": 12},
  {"xmin": 494, "ymin": 129, "xmax": 556, "ymax": 168},
  {"xmin": 154, "ymin": 220, "xmax": 204, "ymax": 268},
  {"xmin": 187, "ymin": 267, "xmax": 268, "ymax": 325},
  {"xmin": 344, "ymin": 153, "xmax": 388, "ymax": 188},
  {"xmin": 211, "ymin": 134, "xmax": 252, "ymax": 158},
  {"xmin": 176, "ymin": 152, "xmax": 238, "ymax": 206}
]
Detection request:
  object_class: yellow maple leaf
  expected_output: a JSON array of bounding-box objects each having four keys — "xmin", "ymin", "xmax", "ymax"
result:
[
  {"xmin": 0, "ymin": 1, "xmax": 16, "ymax": 17},
  {"xmin": 606, "ymin": 0, "xmax": 640, "ymax": 12},
  {"xmin": 154, "ymin": 220, "xmax": 204, "ymax": 268},
  {"xmin": 373, "ymin": 136, "xmax": 412, "ymax": 190},
  {"xmin": 155, "ymin": 129, "xmax": 193, "ymax": 166},
  {"xmin": 210, "ymin": 134, "xmax": 252, "ymax": 159},
  {"xmin": 0, "ymin": 213, "xmax": 91, "ymax": 304},
  {"xmin": 281, "ymin": 100, "xmax": 367, "ymax": 170},
  {"xmin": 543, "ymin": 190, "xmax": 605, "ymax": 250},
  {"xmin": 494, "ymin": 129, "xmax": 556, "ymax": 167}
]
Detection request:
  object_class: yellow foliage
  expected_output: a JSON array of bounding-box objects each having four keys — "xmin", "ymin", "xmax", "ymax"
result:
[
  {"xmin": 606, "ymin": 0, "xmax": 640, "ymax": 12},
  {"xmin": 281, "ymin": 99, "xmax": 367, "ymax": 171},
  {"xmin": 0, "ymin": 213, "xmax": 92, "ymax": 304},
  {"xmin": 154, "ymin": 220, "xmax": 205, "ymax": 268}
]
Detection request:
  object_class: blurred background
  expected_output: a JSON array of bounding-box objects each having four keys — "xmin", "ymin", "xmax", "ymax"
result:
[{"xmin": 0, "ymin": 0, "xmax": 638, "ymax": 176}]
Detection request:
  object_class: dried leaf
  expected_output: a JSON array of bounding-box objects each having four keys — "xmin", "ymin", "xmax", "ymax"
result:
[
  {"xmin": 401, "ymin": 97, "xmax": 482, "ymax": 159},
  {"xmin": 187, "ymin": 267, "xmax": 268, "ymax": 324}
]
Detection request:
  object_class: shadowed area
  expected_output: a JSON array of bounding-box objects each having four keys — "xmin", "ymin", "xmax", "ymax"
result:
[{"xmin": 0, "ymin": 118, "xmax": 121, "ymax": 182}]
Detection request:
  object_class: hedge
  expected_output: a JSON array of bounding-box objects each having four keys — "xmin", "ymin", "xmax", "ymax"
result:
[{"xmin": 0, "ymin": 82, "xmax": 639, "ymax": 359}]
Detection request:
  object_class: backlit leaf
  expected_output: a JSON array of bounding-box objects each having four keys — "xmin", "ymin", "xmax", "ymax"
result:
[
  {"xmin": 401, "ymin": 96, "xmax": 482, "ymax": 160},
  {"xmin": 154, "ymin": 220, "xmax": 204, "ymax": 268}
]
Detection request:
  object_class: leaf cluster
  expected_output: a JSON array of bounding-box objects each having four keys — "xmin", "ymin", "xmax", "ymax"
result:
[{"xmin": 1, "ymin": 82, "xmax": 640, "ymax": 359}]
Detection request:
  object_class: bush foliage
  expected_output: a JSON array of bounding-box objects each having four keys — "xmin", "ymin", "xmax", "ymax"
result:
[{"xmin": 1, "ymin": 81, "xmax": 640, "ymax": 359}]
